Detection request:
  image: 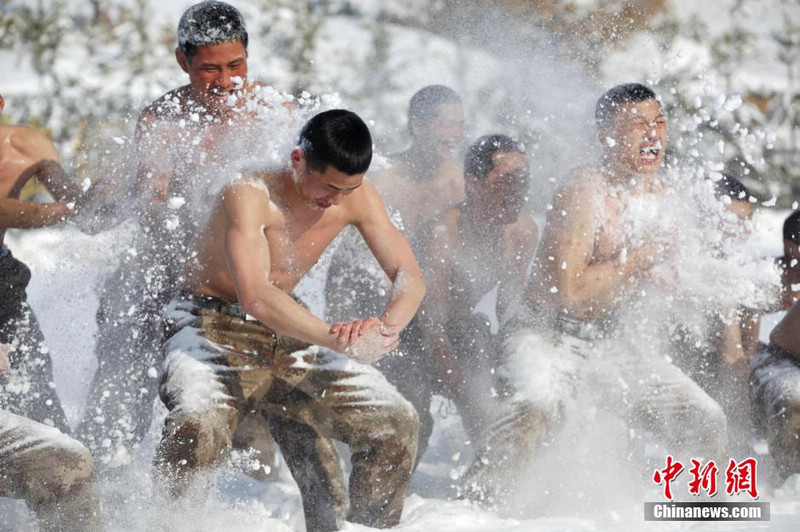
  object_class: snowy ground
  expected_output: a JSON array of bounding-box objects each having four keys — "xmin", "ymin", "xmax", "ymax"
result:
[{"xmin": 1, "ymin": 214, "xmax": 799, "ymax": 531}]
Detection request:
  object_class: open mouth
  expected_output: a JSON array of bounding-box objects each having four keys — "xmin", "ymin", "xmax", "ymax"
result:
[{"xmin": 639, "ymin": 140, "xmax": 662, "ymax": 162}]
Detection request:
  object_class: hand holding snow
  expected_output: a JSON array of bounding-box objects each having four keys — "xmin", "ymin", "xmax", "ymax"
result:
[{"xmin": 345, "ymin": 324, "xmax": 400, "ymax": 364}]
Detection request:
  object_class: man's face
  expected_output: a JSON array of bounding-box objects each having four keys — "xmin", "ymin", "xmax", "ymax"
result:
[
  {"xmin": 414, "ymin": 103, "xmax": 465, "ymax": 160},
  {"xmin": 176, "ymin": 40, "xmax": 248, "ymax": 109},
  {"xmin": 291, "ymin": 149, "xmax": 364, "ymax": 210},
  {"xmin": 471, "ymin": 150, "xmax": 530, "ymax": 224},
  {"xmin": 603, "ymin": 99, "xmax": 666, "ymax": 176}
]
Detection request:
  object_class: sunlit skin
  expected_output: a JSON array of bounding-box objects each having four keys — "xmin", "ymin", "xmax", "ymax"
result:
[
  {"xmin": 373, "ymin": 102, "xmax": 465, "ymax": 233},
  {"xmin": 531, "ymin": 97, "xmax": 670, "ymax": 321},
  {"xmin": 175, "ymin": 40, "xmax": 248, "ymax": 111},
  {"xmin": 286, "ymin": 149, "xmax": 364, "ymax": 211},
  {"xmin": 601, "ymin": 99, "xmax": 667, "ymax": 181},
  {"xmin": 184, "ymin": 147, "xmax": 426, "ymax": 360}
]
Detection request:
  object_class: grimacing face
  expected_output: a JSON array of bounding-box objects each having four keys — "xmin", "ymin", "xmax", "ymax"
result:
[
  {"xmin": 176, "ymin": 40, "xmax": 248, "ymax": 109},
  {"xmin": 603, "ymin": 98, "xmax": 666, "ymax": 176}
]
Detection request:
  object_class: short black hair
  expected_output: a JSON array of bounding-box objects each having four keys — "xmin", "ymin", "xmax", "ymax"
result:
[
  {"xmin": 464, "ymin": 134, "xmax": 525, "ymax": 182},
  {"xmin": 714, "ymin": 175, "xmax": 751, "ymax": 201},
  {"xmin": 408, "ymin": 85, "xmax": 462, "ymax": 126},
  {"xmin": 177, "ymin": 1, "xmax": 248, "ymax": 63},
  {"xmin": 298, "ymin": 110, "xmax": 373, "ymax": 175},
  {"xmin": 784, "ymin": 210, "xmax": 800, "ymax": 244},
  {"xmin": 596, "ymin": 83, "xmax": 658, "ymax": 129}
]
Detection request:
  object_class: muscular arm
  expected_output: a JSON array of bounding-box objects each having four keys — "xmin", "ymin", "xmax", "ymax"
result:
[
  {"xmin": 355, "ymin": 181, "xmax": 426, "ymax": 330},
  {"xmin": 0, "ymin": 132, "xmax": 80, "ymax": 229},
  {"xmin": 222, "ymin": 184, "xmax": 344, "ymax": 352},
  {"xmin": 542, "ymin": 177, "xmax": 654, "ymax": 315}
]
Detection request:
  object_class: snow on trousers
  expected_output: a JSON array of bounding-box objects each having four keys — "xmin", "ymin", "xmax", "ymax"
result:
[
  {"xmin": 0, "ymin": 409, "xmax": 101, "ymax": 531},
  {"xmin": 462, "ymin": 322, "xmax": 728, "ymax": 508},
  {"xmin": 0, "ymin": 247, "xmax": 70, "ymax": 433},
  {"xmin": 154, "ymin": 293, "xmax": 419, "ymax": 532},
  {"xmin": 750, "ymin": 343, "xmax": 800, "ymax": 481},
  {"xmin": 75, "ymin": 241, "xmax": 176, "ymax": 464}
]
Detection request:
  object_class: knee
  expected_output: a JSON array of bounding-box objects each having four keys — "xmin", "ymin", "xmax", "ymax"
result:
[
  {"xmin": 38, "ymin": 440, "xmax": 97, "ymax": 502},
  {"xmin": 157, "ymin": 410, "xmax": 234, "ymax": 471}
]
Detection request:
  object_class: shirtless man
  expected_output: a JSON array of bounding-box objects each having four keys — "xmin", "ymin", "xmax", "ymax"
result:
[
  {"xmin": 380, "ymin": 134, "xmax": 537, "ymax": 466},
  {"xmin": 77, "ymin": 0, "xmax": 277, "ymax": 471},
  {"xmin": 0, "ymin": 92, "xmax": 96, "ymax": 432},
  {"xmin": 0, "ymin": 94, "xmax": 101, "ymax": 531},
  {"xmin": 751, "ymin": 300, "xmax": 800, "ymax": 484},
  {"xmin": 372, "ymin": 84, "xmax": 465, "ymax": 232},
  {"xmin": 777, "ymin": 210, "xmax": 800, "ymax": 309},
  {"xmin": 154, "ymin": 110, "xmax": 425, "ymax": 532},
  {"xmin": 462, "ymin": 84, "xmax": 727, "ymax": 510},
  {"xmin": 326, "ymin": 85, "xmax": 465, "ymax": 322}
]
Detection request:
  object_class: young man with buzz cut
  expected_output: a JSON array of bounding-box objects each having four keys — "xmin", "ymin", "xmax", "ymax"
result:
[
  {"xmin": 0, "ymin": 92, "xmax": 102, "ymax": 532},
  {"xmin": 380, "ymin": 134, "xmax": 538, "ymax": 467},
  {"xmin": 77, "ymin": 0, "xmax": 278, "ymax": 471},
  {"xmin": 154, "ymin": 109, "xmax": 426, "ymax": 532},
  {"xmin": 462, "ymin": 83, "xmax": 727, "ymax": 511}
]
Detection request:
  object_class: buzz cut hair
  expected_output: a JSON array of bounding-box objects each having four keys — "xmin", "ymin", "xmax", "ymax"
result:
[
  {"xmin": 408, "ymin": 85, "xmax": 462, "ymax": 126},
  {"xmin": 784, "ymin": 210, "xmax": 800, "ymax": 245},
  {"xmin": 298, "ymin": 109, "xmax": 373, "ymax": 176},
  {"xmin": 595, "ymin": 83, "xmax": 658, "ymax": 130},
  {"xmin": 177, "ymin": 1, "xmax": 248, "ymax": 63},
  {"xmin": 463, "ymin": 134, "xmax": 525, "ymax": 182}
]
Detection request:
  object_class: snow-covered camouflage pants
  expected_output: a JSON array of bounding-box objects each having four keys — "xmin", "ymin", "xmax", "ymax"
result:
[
  {"xmin": 154, "ymin": 292, "xmax": 419, "ymax": 532},
  {"xmin": 0, "ymin": 409, "xmax": 101, "ymax": 531},
  {"xmin": 0, "ymin": 247, "xmax": 70, "ymax": 434},
  {"xmin": 750, "ymin": 343, "xmax": 800, "ymax": 482},
  {"xmin": 462, "ymin": 323, "xmax": 727, "ymax": 510}
]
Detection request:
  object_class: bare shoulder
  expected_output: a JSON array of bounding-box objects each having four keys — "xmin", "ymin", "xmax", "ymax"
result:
[
  {"xmin": 510, "ymin": 212, "xmax": 538, "ymax": 242},
  {"xmin": 552, "ymin": 165, "xmax": 604, "ymax": 208},
  {"xmin": 5, "ymin": 125, "xmax": 59, "ymax": 162},
  {"xmin": 139, "ymin": 86, "xmax": 192, "ymax": 124},
  {"xmin": 220, "ymin": 173, "xmax": 275, "ymax": 220},
  {"xmin": 439, "ymin": 160, "xmax": 464, "ymax": 181}
]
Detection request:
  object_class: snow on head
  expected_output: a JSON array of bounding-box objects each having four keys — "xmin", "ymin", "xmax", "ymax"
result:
[{"xmin": 177, "ymin": 1, "xmax": 248, "ymax": 53}]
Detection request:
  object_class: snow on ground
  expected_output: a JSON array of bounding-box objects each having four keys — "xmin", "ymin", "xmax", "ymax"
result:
[{"xmin": 2, "ymin": 215, "xmax": 799, "ymax": 531}]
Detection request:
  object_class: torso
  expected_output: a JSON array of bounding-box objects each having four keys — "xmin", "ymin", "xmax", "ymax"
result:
[
  {"xmin": 185, "ymin": 173, "xmax": 356, "ymax": 301},
  {"xmin": 372, "ymin": 155, "xmax": 463, "ymax": 234}
]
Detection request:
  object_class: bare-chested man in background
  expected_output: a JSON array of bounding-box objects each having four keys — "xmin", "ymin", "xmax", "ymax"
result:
[
  {"xmin": 380, "ymin": 134, "xmax": 538, "ymax": 469},
  {"xmin": 326, "ymin": 85, "xmax": 465, "ymax": 322},
  {"xmin": 0, "ymin": 92, "xmax": 102, "ymax": 531},
  {"xmin": 462, "ymin": 83, "xmax": 727, "ymax": 511},
  {"xmin": 155, "ymin": 109, "xmax": 425, "ymax": 532}
]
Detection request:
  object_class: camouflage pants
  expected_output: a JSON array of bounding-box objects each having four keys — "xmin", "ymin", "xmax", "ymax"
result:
[
  {"xmin": 462, "ymin": 326, "xmax": 727, "ymax": 509},
  {"xmin": 155, "ymin": 292, "xmax": 419, "ymax": 532},
  {"xmin": 0, "ymin": 409, "xmax": 101, "ymax": 531},
  {"xmin": 378, "ymin": 316, "xmax": 506, "ymax": 469},
  {"xmin": 750, "ymin": 344, "xmax": 800, "ymax": 482},
  {"xmin": 0, "ymin": 247, "xmax": 70, "ymax": 434}
]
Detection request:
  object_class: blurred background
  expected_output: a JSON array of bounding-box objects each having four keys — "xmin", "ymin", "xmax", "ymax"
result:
[{"xmin": 0, "ymin": 0, "xmax": 797, "ymax": 206}]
